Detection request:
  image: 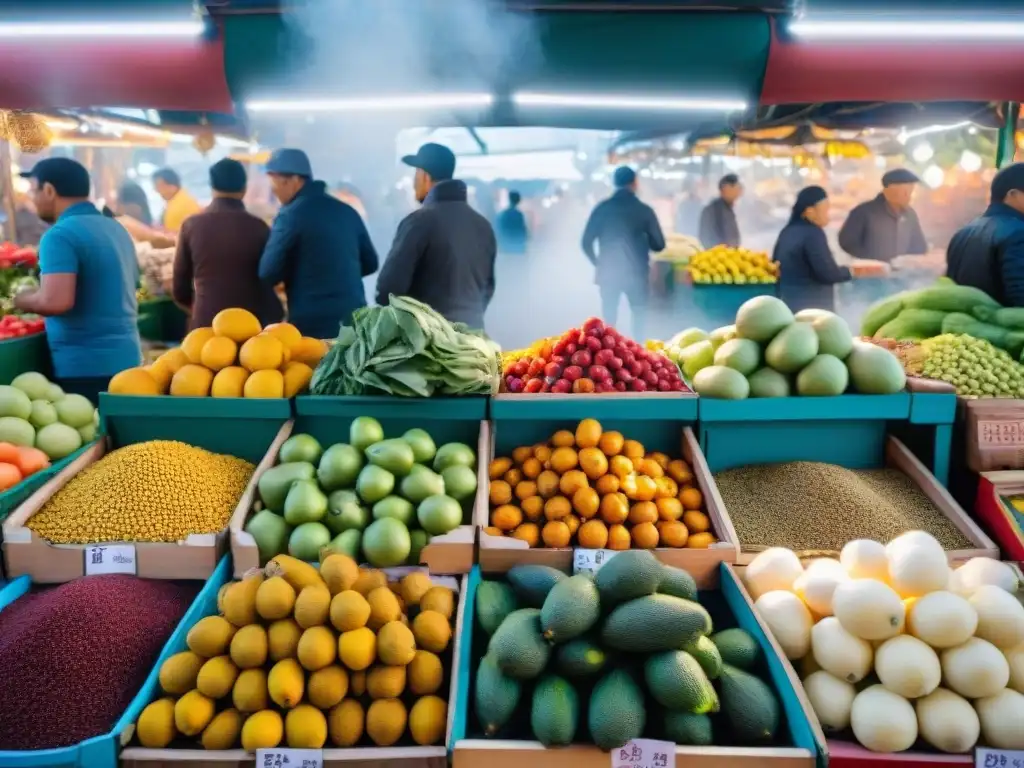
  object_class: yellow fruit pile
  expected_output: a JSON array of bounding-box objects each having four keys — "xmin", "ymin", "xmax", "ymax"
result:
[
  {"xmin": 501, "ymin": 336, "xmax": 557, "ymax": 372},
  {"xmin": 486, "ymin": 418, "xmax": 717, "ymax": 551},
  {"xmin": 688, "ymin": 246, "xmax": 779, "ymax": 285},
  {"xmin": 135, "ymin": 554, "xmax": 453, "ymax": 752},
  {"xmin": 108, "ymin": 308, "xmax": 329, "ymax": 399},
  {"xmin": 27, "ymin": 440, "xmax": 253, "ymax": 544}
]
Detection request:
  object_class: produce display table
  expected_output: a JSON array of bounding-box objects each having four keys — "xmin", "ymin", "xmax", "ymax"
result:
[
  {"xmin": 136, "ymin": 297, "xmax": 188, "ymax": 343},
  {"xmin": 834, "ymin": 268, "xmax": 942, "ymax": 333},
  {"xmin": 0, "ymin": 333, "xmax": 50, "ymax": 385}
]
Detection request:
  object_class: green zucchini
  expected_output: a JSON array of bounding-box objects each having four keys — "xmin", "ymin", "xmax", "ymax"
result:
[
  {"xmin": 860, "ymin": 294, "xmax": 905, "ymax": 336},
  {"xmin": 902, "ymin": 285, "xmax": 999, "ymax": 313}
]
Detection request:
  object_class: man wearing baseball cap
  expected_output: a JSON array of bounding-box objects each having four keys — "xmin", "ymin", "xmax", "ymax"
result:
[
  {"xmin": 14, "ymin": 157, "xmax": 141, "ymax": 401},
  {"xmin": 259, "ymin": 148, "xmax": 379, "ymax": 338},
  {"xmin": 376, "ymin": 143, "xmax": 496, "ymax": 330},
  {"xmin": 947, "ymin": 162, "xmax": 1024, "ymax": 305},
  {"xmin": 580, "ymin": 166, "xmax": 665, "ymax": 338},
  {"xmin": 839, "ymin": 168, "xmax": 928, "ymax": 262}
]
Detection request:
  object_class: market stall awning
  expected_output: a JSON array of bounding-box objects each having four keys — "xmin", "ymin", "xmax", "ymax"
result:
[
  {"xmin": 762, "ymin": 20, "xmax": 1024, "ymax": 105},
  {"xmin": 0, "ymin": 38, "xmax": 233, "ymax": 112}
]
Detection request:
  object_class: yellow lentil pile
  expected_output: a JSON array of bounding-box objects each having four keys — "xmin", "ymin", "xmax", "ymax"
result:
[
  {"xmin": 713, "ymin": 461, "xmax": 974, "ymax": 553},
  {"xmin": 28, "ymin": 440, "xmax": 254, "ymax": 544}
]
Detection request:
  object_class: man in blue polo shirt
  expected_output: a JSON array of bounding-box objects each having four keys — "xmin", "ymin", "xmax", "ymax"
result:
[{"xmin": 15, "ymin": 158, "xmax": 141, "ymax": 402}]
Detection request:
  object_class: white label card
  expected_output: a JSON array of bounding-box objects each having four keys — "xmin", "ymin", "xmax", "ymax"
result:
[
  {"xmin": 573, "ymin": 548, "xmax": 619, "ymax": 575},
  {"xmin": 977, "ymin": 748, "xmax": 1024, "ymax": 768},
  {"xmin": 611, "ymin": 738, "xmax": 676, "ymax": 768},
  {"xmin": 255, "ymin": 748, "xmax": 323, "ymax": 768},
  {"xmin": 84, "ymin": 544, "xmax": 136, "ymax": 575}
]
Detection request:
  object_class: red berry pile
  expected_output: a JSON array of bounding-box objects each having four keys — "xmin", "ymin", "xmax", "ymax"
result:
[{"xmin": 504, "ymin": 318, "xmax": 690, "ymax": 394}]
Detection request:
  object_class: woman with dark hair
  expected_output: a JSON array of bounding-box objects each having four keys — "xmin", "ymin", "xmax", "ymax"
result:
[
  {"xmin": 773, "ymin": 186, "xmax": 852, "ymax": 312},
  {"xmin": 116, "ymin": 181, "xmax": 153, "ymax": 226}
]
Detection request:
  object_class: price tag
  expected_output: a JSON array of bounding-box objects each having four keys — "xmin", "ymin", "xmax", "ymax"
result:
[
  {"xmin": 976, "ymin": 748, "xmax": 1024, "ymax": 768},
  {"xmin": 84, "ymin": 544, "xmax": 136, "ymax": 575},
  {"xmin": 255, "ymin": 748, "xmax": 323, "ymax": 768},
  {"xmin": 573, "ymin": 548, "xmax": 618, "ymax": 576},
  {"xmin": 611, "ymin": 738, "xmax": 675, "ymax": 768}
]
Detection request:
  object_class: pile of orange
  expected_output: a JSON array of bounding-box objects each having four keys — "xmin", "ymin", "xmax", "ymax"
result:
[{"xmin": 485, "ymin": 418, "xmax": 717, "ymax": 551}]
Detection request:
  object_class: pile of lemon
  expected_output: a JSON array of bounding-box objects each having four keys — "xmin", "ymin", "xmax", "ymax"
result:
[
  {"xmin": 109, "ymin": 309, "xmax": 328, "ymax": 399},
  {"xmin": 688, "ymin": 246, "xmax": 779, "ymax": 285}
]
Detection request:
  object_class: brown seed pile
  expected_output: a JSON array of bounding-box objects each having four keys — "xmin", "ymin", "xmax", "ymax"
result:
[
  {"xmin": 28, "ymin": 440, "xmax": 254, "ymax": 544},
  {"xmin": 0, "ymin": 575, "xmax": 199, "ymax": 750},
  {"xmin": 713, "ymin": 461, "xmax": 974, "ymax": 553}
]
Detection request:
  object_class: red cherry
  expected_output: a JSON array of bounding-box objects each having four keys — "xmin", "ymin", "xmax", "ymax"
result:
[
  {"xmin": 614, "ymin": 381, "xmax": 627, "ymax": 392},
  {"xmin": 607, "ymin": 357, "xmax": 623, "ymax": 371},
  {"xmin": 552, "ymin": 379, "xmax": 572, "ymax": 393},
  {"xmin": 594, "ymin": 348, "xmax": 615, "ymax": 367},
  {"xmin": 524, "ymin": 378, "xmax": 543, "ymax": 393},
  {"xmin": 571, "ymin": 350, "xmax": 592, "ymax": 367},
  {"xmin": 631, "ymin": 379, "xmax": 648, "ymax": 392},
  {"xmin": 544, "ymin": 361, "xmax": 562, "ymax": 379},
  {"xmin": 615, "ymin": 368, "xmax": 633, "ymax": 384},
  {"xmin": 589, "ymin": 364, "xmax": 610, "ymax": 382},
  {"xmin": 563, "ymin": 365, "xmax": 584, "ymax": 382}
]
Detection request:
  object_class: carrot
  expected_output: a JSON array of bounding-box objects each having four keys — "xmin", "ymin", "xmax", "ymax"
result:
[
  {"xmin": 0, "ymin": 462, "xmax": 23, "ymax": 491},
  {"xmin": 14, "ymin": 446, "xmax": 49, "ymax": 477},
  {"xmin": 0, "ymin": 442, "xmax": 19, "ymax": 464}
]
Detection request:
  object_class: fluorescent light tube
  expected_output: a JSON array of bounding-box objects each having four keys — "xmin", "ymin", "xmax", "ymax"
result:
[
  {"xmin": 789, "ymin": 20, "xmax": 1024, "ymax": 40},
  {"xmin": 0, "ymin": 20, "xmax": 204, "ymax": 38},
  {"xmin": 513, "ymin": 92, "xmax": 747, "ymax": 112},
  {"xmin": 246, "ymin": 94, "xmax": 494, "ymax": 113}
]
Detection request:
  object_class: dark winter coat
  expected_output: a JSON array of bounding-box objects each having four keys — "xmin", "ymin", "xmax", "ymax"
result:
[
  {"xmin": 947, "ymin": 202, "xmax": 1024, "ymax": 306},
  {"xmin": 773, "ymin": 219, "xmax": 852, "ymax": 312},
  {"xmin": 581, "ymin": 188, "xmax": 665, "ymax": 288},
  {"xmin": 838, "ymin": 194, "xmax": 927, "ymax": 262}
]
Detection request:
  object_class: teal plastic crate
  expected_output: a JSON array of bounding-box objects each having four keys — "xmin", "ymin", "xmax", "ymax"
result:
[
  {"xmin": 698, "ymin": 393, "xmax": 912, "ymax": 473},
  {"xmin": 0, "ymin": 334, "xmax": 51, "ymax": 385},
  {"xmin": 677, "ymin": 282, "xmax": 778, "ymax": 329},
  {"xmin": 0, "ymin": 558, "xmax": 227, "ymax": 768},
  {"xmin": 136, "ymin": 297, "xmax": 188, "ymax": 343},
  {"xmin": 905, "ymin": 391, "xmax": 957, "ymax": 487},
  {"xmin": 450, "ymin": 563, "xmax": 825, "ymax": 768},
  {"xmin": 98, "ymin": 394, "xmax": 291, "ymax": 464}
]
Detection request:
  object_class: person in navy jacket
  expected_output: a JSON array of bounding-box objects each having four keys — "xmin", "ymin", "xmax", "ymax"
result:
[
  {"xmin": 947, "ymin": 162, "xmax": 1024, "ymax": 306},
  {"xmin": 773, "ymin": 186, "xmax": 852, "ymax": 312},
  {"xmin": 259, "ymin": 148, "xmax": 379, "ymax": 340}
]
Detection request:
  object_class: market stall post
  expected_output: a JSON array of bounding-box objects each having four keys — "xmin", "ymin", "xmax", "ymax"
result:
[
  {"xmin": 0, "ymin": 139, "xmax": 16, "ymax": 244},
  {"xmin": 996, "ymin": 101, "xmax": 1021, "ymax": 168}
]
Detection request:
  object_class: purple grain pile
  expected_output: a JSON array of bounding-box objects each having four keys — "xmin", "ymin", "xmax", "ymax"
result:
[{"xmin": 0, "ymin": 575, "xmax": 199, "ymax": 750}]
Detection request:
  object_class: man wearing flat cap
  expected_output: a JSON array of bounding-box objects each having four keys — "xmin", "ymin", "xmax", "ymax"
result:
[
  {"xmin": 377, "ymin": 143, "xmax": 497, "ymax": 330},
  {"xmin": 173, "ymin": 158, "xmax": 283, "ymax": 329},
  {"xmin": 581, "ymin": 166, "xmax": 666, "ymax": 338},
  {"xmin": 260, "ymin": 148, "xmax": 379, "ymax": 339},
  {"xmin": 839, "ymin": 168, "xmax": 928, "ymax": 262},
  {"xmin": 946, "ymin": 162, "xmax": 1024, "ymax": 305}
]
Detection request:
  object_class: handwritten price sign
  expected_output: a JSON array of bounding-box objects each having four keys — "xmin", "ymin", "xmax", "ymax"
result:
[
  {"xmin": 574, "ymin": 548, "xmax": 619, "ymax": 576},
  {"xmin": 255, "ymin": 748, "xmax": 323, "ymax": 768},
  {"xmin": 977, "ymin": 749, "xmax": 1024, "ymax": 768},
  {"xmin": 611, "ymin": 738, "xmax": 675, "ymax": 768}
]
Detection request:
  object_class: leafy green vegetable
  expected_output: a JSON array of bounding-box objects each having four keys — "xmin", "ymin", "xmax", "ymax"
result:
[{"xmin": 310, "ymin": 295, "xmax": 501, "ymax": 397}]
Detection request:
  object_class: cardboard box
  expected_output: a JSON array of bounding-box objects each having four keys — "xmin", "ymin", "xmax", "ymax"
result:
[
  {"xmin": 478, "ymin": 426, "xmax": 737, "ymax": 586},
  {"xmin": 451, "ymin": 562, "xmax": 826, "ymax": 768},
  {"xmin": 962, "ymin": 398, "xmax": 1024, "ymax": 473},
  {"xmin": 2, "ymin": 438, "xmax": 230, "ymax": 582},
  {"xmin": 230, "ymin": 419, "xmax": 481, "ymax": 578},
  {"xmin": 119, "ymin": 570, "xmax": 470, "ymax": 768}
]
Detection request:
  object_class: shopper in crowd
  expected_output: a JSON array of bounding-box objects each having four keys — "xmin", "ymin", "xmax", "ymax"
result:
[
  {"xmin": 581, "ymin": 166, "xmax": 665, "ymax": 338},
  {"xmin": 173, "ymin": 159, "xmax": 283, "ymax": 329},
  {"xmin": 153, "ymin": 167, "xmax": 202, "ymax": 233},
  {"xmin": 14, "ymin": 158, "xmax": 141, "ymax": 402},
  {"xmin": 838, "ymin": 168, "xmax": 928, "ymax": 262},
  {"xmin": 376, "ymin": 143, "xmax": 497, "ymax": 330},
  {"xmin": 260, "ymin": 148, "xmax": 379, "ymax": 339},
  {"xmin": 773, "ymin": 186, "xmax": 852, "ymax": 312},
  {"xmin": 698, "ymin": 174, "xmax": 743, "ymax": 248},
  {"xmin": 946, "ymin": 162, "xmax": 1024, "ymax": 306},
  {"xmin": 115, "ymin": 181, "xmax": 153, "ymax": 226},
  {"xmin": 495, "ymin": 190, "xmax": 529, "ymax": 255}
]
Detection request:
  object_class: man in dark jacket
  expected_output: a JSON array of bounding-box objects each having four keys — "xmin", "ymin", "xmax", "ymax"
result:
[
  {"xmin": 698, "ymin": 174, "xmax": 742, "ymax": 248},
  {"xmin": 839, "ymin": 168, "xmax": 928, "ymax": 262},
  {"xmin": 260, "ymin": 149, "xmax": 379, "ymax": 339},
  {"xmin": 173, "ymin": 159, "xmax": 283, "ymax": 329},
  {"xmin": 495, "ymin": 191, "xmax": 528, "ymax": 255},
  {"xmin": 947, "ymin": 162, "xmax": 1024, "ymax": 306},
  {"xmin": 581, "ymin": 166, "xmax": 665, "ymax": 337},
  {"xmin": 376, "ymin": 143, "xmax": 496, "ymax": 330}
]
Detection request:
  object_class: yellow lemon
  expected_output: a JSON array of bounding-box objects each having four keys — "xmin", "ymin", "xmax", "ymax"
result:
[
  {"xmin": 213, "ymin": 308, "xmax": 262, "ymax": 343},
  {"xmin": 181, "ymin": 327, "xmax": 216, "ymax": 364},
  {"xmin": 282, "ymin": 361, "xmax": 314, "ymax": 397},
  {"xmin": 170, "ymin": 364, "xmax": 214, "ymax": 397},
  {"xmin": 263, "ymin": 322, "xmax": 302, "ymax": 351},
  {"xmin": 146, "ymin": 359, "xmax": 172, "ymax": 392},
  {"xmin": 290, "ymin": 337, "xmax": 329, "ymax": 367},
  {"xmin": 211, "ymin": 366, "xmax": 249, "ymax": 398},
  {"xmin": 200, "ymin": 336, "xmax": 238, "ymax": 371},
  {"xmin": 239, "ymin": 335, "xmax": 285, "ymax": 372},
  {"xmin": 244, "ymin": 369, "xmax": 285, "ymax": 399},
  {"xmin": 158, "ymin": 347, "xmax": 190, "ymax": 376},
  {"xmin": 108, "ymin": 367, "xmax": 161, "ymax": 396}
]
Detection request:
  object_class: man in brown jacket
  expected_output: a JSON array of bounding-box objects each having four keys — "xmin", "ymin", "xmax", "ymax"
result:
[{"xmin": 173, "ymin": 159, "xmax": 283, "ymax": 329}]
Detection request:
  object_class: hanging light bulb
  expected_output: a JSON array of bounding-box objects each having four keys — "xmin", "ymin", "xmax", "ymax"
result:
[
  {"xmin": 959, "ymin": 150, "xmax": 983, "ymax": 173},
  {"xmin": 911, "ymin": 142, "xmax": 934, "ymax": 163},
  {"xmin": 923, "ymin": 165, "xmax": 945, "ymax": 189}
]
